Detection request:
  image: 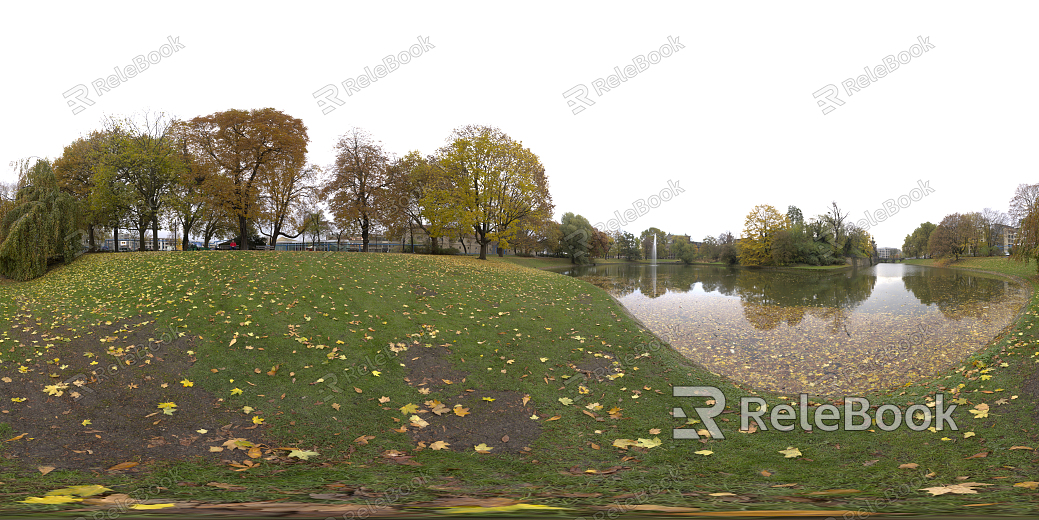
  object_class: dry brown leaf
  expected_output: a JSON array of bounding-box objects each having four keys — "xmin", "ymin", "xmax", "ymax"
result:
[
  {"xmin": 899, "ymin": 463, "xmax": 919, "ymax": 469},
  {"xmin": 920, "ymin": 482, "xmax": 992, "ymax": 496},
  {"xmin": 38, "ymin": 466, "xmax": 55, "ymax": 475}
]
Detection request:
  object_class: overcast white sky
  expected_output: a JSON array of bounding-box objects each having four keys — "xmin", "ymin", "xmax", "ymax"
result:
[{"xmin": 2, "ymin": 1, "xmax": 1035, "ymax": 248}]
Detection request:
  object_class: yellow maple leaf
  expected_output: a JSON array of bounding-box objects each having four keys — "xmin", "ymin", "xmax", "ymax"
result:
[
  {"xmin": 430, "ymin": 440, "xmax": 450, "ymax": 450},
  {"xmin": 180, "ymin": 379, "xmax": 194, "ymax": 387},
  {"xmin": 636, "ymin": 437, "xmax": 662, "ymax": 448},
  {"xmin": 779, "ymin": 447, "xmax": 802, "ymax": 458},
  {"xmin": 694, "ymin": 450, "xmax": 713, "ymax": 456},
  {"xmin": 400, "ymin": 403, "xmax": 419, "ymax": 414},
  {"xmin": 20, "ymin": 495, "xmax": 82, "ymax": 504},
  {"xmin": 474, "ymin": 443, "xmax": 493, "ymax": 453},
  {"xmin": 969, "ymin": 403, "xmax": 989, "ymax": 419},
  {"xmin": 130, "ymin": 504, "xmax": 176, "ymax": 510},
  {"xmin": 252, "ymin": 416, "xmax": 264, "ymax": 425}
]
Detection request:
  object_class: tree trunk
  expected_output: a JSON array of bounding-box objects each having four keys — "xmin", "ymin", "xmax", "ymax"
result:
[
  {"xmin": 497, "ymin": 243, "xmax": 504, "ymax": 258},
  {"xmin": 182, "ymin": 222, "xmax": 190, "ymax": 251},
  {"xmin": 238, "ymin": 215, "xmax": 250, "ymax": 250},
  {"xmin": 87, "ymin": 224, "xmax": 96, "ymax": 252},
  {"xmin": 476, "ymin": 225, "xmax": 488, "ymax": 260},
  {"xmin": 361, "ymin": 217, "xmax": 369, "ymax": 253},
  {"xmin": 137, "ymin": 218, "xmax": 147, "ymax": 251},
  {"xmin": 113, "ymin": 227, "xmax": 118, "ymax": 252},
  {"xmin": 152, "ymin": 214, "xmax": 159, "ymax": 251}
]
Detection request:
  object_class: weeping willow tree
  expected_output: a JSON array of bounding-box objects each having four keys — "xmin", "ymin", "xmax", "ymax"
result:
[{"xmin": 0, "ymin": 159, "xmax": 81, "ymax": 281}]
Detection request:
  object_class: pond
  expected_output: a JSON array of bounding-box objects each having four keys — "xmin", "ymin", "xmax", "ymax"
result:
[{"xmin": 557, "ymin": 262, "xmax": 1028, "ymax": 396}]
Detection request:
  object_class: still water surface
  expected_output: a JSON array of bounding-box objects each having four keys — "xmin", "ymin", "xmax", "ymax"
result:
[{"xmin": 559, "ymin": 263, "xmax": 1027, "ymax": 395}]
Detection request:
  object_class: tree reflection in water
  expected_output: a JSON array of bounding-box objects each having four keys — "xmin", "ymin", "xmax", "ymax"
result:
[{"xmin": 561, "ymin": 263, "xmax": 1026, "ymax": 396}]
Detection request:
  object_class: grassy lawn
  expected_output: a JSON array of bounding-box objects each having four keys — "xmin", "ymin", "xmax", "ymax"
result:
[{"xmin": 0, "ymin": 251, "xmax": 1036, "ymax": 516}]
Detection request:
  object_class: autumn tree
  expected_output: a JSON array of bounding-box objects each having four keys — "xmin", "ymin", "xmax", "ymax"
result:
[
  {"xmin": 380, "ymin": 152, "xmax": 448, "ymax": 253},
  {"xmin": 902, "ymin": 222, "xmax": 936, "ymax": 259},
  {"xmin": 639, "ymin": 227, "xmax": 667, "ymax": 260},
  {"xmin": 257, "ymin": 156, "xmax": 317, "ymax": 249},
  {"xmin": 0, "ymin": 159, "xmax": 81, "ymax": 280},
  {"xmin": 1009, "ymin": 183, "xmax": 1039, "ymax": 226},
  {"xmin": 1010, "ymin": 186, "xmax": 1039, "ymax": 271},
  {"xmin": 928, "ymin": 213, "xmax": 968, "ymax": 260},
  {"xmin": 717, "ymin": 232, "xmax": 738, "ymax": 265},
  {"xmin": 54, "ymin": 130, "xmax": 113, "ymax": 251},
  {"xmin": 560, "ymin": 212, "xmax": 594, "ymax": 264},
  {"xmin": 432, "ymin": 125, "xmax": 553, "ymax": 260},
  {"xmin": 823, "ymin": 201, "xmax": 848, "ymax": 253},
  {"xmin": 92, "ymin": 113, "xmax": 184, "ymax": 251},
  {"xmin": 979, "ymin": 208, "xmax": 1009, "ymax": 255},
  {"xmin": 589, "ymin": 228, "xmax": 611, "ymax": 259},
  {"xmin": 738, "ymin": 204, "xmax": 790, "ymax": 266},
  {"xmin": 615, "ymin": 230, "xmax": 642, "ymax": 261},
  {"xmin": 180, "ymin": 108, "xmax": 309, "ymax": 250},
  {"xmin": 321, "ymin": 128, "xmax": 392, "ymax": 252}
]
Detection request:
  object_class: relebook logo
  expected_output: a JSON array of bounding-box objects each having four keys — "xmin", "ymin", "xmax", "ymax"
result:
[{"xmin": 673, "ymin": 386, "xmax": 958, "ymax": 440}]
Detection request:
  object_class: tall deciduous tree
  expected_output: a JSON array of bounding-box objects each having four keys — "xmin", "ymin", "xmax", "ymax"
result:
[
  {"xmin": 257, "ymin": 157, "xmax": 317, "ymax": 249},
  {"xmin": 54, "ymin": 130, "xmax": 112, "ymax": 251},
  {"xmin": 96, "ymin": 113, "xmax": 184, "ymax": 251},
  {"xmin": 180, "ymin": 108, "xmax": 309, "ymax": 250},
  {"xmin": 738, "ymin": 204, "xmax": 790, "ymax": 266},
  {"xmin": 321, "ymin": 129, "xmax": 390, "ymax": 252},
  {"xmin": 432, "ymin": 125, "xmax": 553, "ymax": 260},
  {"xmin": 823, "ymin": 201, "xmax": 848, "ymax": 253},
  {"xmin": 928, "ymin": 213, "xmax": 968, "ymax": 260},
  {"xmin": 639, "ymin": 227, "xmax": 667, "ymax": 260},
  {"xmin": 560, "ymin": 212, "xmax": 593, "ymax": 264}
]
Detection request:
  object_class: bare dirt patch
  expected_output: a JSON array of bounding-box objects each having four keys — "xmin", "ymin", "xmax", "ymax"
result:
[
  {"xmin": 0, "ymin": 317, "xmax": 270, "ymax": 472},
  {"xmin": 399, "ymin": 345, "xmax": 539, "ymax": 454}
]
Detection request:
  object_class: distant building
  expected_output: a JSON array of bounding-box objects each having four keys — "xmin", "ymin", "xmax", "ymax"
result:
[
  {"xmin": 998, "ymin": 224, "xmax": 1017, "ymax": 255},
  {"xmin": 877, "ymin": 247, "xmax": 900, "ymax": 259}
]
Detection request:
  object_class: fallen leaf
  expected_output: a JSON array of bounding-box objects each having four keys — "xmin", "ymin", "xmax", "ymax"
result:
[
  {"xmin": 920, "ymin": 483, "xmax": 992, "ymax": 495},
  {"xmin": 968, "ymin": 403, "xmax": 990, "ymax": 419},
  {"xmin": 20, "ymin": 495, "xmax": 82, "ymax": 504},
  {"xmin": 779, "ymin": 447, "xmax": 802, "ymax": 458},
  {"xmin": 46, "ymin": 485, "xmax": 112, "ymax": 497},
  {"xmin": 899, "ymin": 463, "xmax": 919, "ymax": 469},
  {"xmin": 474, "ymin": 443, "xmax": 493, "ymax": 453},
  {"xmin": 288, "ymin": 449, "xmax": 319, "ymax": 460},
  {"xmin": 430, "ymin": 440, "xmax": 450, "ymax": 450},
  {"xmin": 1013, "ymin": 482, "xmax": 1039, "ymax": 490},
  {"xmin": 694, "ymin": 450, "xmax": 714, "ymax": 456},
  {"xmin": 130, "ymin": 504, "xmax": 176, "ymax": 510},
  {"xmin": 107, "ymin": 461, "xmax": 138, "ymax": 471}
]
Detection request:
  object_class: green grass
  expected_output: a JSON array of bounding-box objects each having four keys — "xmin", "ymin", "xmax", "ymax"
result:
[{"xmin": 0, "ymin": 251, "xmax": 1037, "ymax": 516}]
